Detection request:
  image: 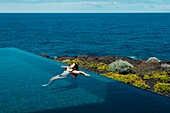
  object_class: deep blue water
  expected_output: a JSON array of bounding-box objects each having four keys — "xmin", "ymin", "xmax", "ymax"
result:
[{"xmin": 0, "ymin": 13, "xmax": 170, "ymax": 60}]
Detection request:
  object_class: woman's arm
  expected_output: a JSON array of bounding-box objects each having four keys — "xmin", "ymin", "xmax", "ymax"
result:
[
  {"xmin": 61, "ymin": 66, "xmax": 71, "ymax": 71},
  {"xmin": 61, "ymin": 66, "xmax": 69, "ymax": 68},
  {"xmin": 72, "ymin": 70, "xmax": 90, "ymax": 76}
]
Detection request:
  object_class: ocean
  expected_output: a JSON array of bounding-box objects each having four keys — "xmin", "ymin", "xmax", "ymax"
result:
[{"xmin": 0, "ymin": 13, "xmax": 170, "ymax": 60}]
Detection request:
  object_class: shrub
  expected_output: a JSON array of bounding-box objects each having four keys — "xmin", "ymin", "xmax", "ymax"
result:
[
  {"xmin": 143, "ymin": 72, "xmax": 170, "ymax": 82},
  {"xmin": 102, "ymin": 72, "xmax": 116, "ymax": 78},
  {"xmin": 88, "ymin": 62, "xmax": 98, "ymax": 68},
  {"xmin": 146, "ymin": 57, "xmax": 161, "ymax": 63},
  {"xmin": 116, "ymin": 74, "xmax": 141, "ymax": 84},
  {"xmin": 97, "ymin": 62, "xmax": 111, "ymax": 71},
  {"xmin": 154, "ymin": 83, "xmax": 170, "ymax": 93},
  {"xmin": 108, "ymin": 59, "xmax": 134, "ymax": 74},
  {"xmin": 102, "ymin": 72, "xmax": 150, "ymax": 89},
  {"xmin": 62, "ymin": 59, "xmax": 71, "ymax": 64},
  {"xmin": 151, "ymin": 72, "xmax": 170, "ymax": 82},
  {"xmin": 161, "ymin": 63, "xmax": 170, "ymax": 71},
  {"xmin": 133, "ymin": 81, "xmax": 150, "ymax": 89},
  {"xmin": 143, "ymin": 74, "xmax": 151, "ymax": 80},
  {"xmin": 62, "ymin": 59, "xmax": 86, "ymax": 66}
]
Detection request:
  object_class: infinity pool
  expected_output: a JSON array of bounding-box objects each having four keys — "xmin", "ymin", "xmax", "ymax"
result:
[{"xmin": 0, "ymin": 48, "xmax": 170, "ymax": 113}]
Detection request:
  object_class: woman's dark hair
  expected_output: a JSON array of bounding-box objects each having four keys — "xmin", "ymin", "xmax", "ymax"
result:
[
  {"xmin": 70, "ymin": 63, "xmax": 79, "ymax": 78},
  {"xmin": 72, "ymin": 63, "xmax": 79, "ymax": 71}
]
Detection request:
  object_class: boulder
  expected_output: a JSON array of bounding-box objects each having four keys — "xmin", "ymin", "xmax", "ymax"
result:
[
  {"xmin": 146, "ymin": 57, "xmax": 161, "ymax": 63},
  {"xmin": 39, "ymin": 54, "xmax": 50, "ymax": 58}
]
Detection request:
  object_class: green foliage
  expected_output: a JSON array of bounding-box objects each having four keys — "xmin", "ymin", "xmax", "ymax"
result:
[
  {"xmin": 152, "ymin": 72, "xmax": 170, "ymax": 82},
  {"xmin": 144, "ymin": 72, "xmax": 170, "ymax": 82},
  {"xmin": 154, "ymin": 83, "xmax": 170, "ymax": 93},
  {"xmin": 87, "ymin": 62, "xmax": 111, "ymax": 71},
  {"xmin": 62, "ymin": 59, "xmax": 86, "ymax": 65},
  {"xmin": 108, "ymin": 59, "xmax": 134, "ymax": 74},
  {"xmin": 97, "ymin": 62, "xmax": 111, "ymax": 71},
  {"xmin": 62, "ymin": 59, "xmax": 71, "ymax": 64},
  {"xmin": 102, "ymin": 72, "xmax": 150, "ymax": 89},
  {"xmin": 62, "ymin": 59, "xmax": 111, "ymax": 71},
  {"xmin": 133, "ymin": 81, "xmax": 150, "ymax": 89},
  {"xmin": 143, "ymin": 74, "xmax": 151, "ymax": 80},
  {"xmin": 88, "ymin": 62, "xmax": 98, "ymax": 68}
]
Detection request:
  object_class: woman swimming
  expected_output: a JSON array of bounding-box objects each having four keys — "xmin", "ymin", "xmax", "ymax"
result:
[{"xmin": 42, "ymin": 63, "xmax": 90, "ymax": 87}]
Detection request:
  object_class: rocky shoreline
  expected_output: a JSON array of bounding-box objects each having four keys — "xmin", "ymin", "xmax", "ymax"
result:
[{"xmin": 40, "ymin": 54, "xmax": 170, "ymax": 97}]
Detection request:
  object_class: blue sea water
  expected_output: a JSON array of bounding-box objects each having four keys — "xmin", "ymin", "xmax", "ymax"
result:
[{"xmin": 0, "ymin": 13, "xmax": 170, "ymax": 60}]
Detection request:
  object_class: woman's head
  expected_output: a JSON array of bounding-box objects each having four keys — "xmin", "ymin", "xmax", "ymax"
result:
[
  {"xmin": 70, "ymin": 63, "xmax": 78, "ymax": 70},
  {"xmin": 70, "ymin": 63, "xmax": 79, "ymax": 78}
]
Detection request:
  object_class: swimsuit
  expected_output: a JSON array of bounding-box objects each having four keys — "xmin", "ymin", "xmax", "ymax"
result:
[{"xmin": 59, "ymin": 71, "xmax": 70, "ymax": 78}]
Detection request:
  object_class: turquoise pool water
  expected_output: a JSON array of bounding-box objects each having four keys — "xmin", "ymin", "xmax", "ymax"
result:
[{"xmin": 0, "ymin": 48, "xmax": 170, "ymax": 113}]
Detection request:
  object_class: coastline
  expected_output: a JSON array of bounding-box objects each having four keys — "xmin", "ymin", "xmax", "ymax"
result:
[{"xmin": 40, "ymin": 54, "xmax": 170, "ymax": 97}]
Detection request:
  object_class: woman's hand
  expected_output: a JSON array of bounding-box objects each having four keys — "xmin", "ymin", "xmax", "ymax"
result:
[{"xmin": 61, "ymin": 66, "xmax": 68, "ymax": 68}]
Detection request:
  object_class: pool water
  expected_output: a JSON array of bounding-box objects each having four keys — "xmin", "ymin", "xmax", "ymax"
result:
[{"xmin": 0, "ymin": 48, "xmax": 170, "ymax": 113}]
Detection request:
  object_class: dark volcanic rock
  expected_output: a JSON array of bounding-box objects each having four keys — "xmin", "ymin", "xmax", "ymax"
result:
[
  {"xmin": 39, "ymin": 54, "xmax": 50, "ymax": 58},
  {"xmin": 54, "ymin": 56, "xmax": 77, "ymax": 61},
  {"xmin": 162, "ymin": 61, "xmax": 170, "ymax": 65},
  {"xmin": 136, "ymin": 61, "xmax": 162, "ymax": 75},
  {"xmin": 54, "ymin": 55, "xmax": 143, "ymax": 66},
  {"xmin": 78, "ymin": 55, "xmax": 89, "ymax": 59},
  {"xmin": 54, "ymin": 55, "xmax": 163, "ymax": 75}
]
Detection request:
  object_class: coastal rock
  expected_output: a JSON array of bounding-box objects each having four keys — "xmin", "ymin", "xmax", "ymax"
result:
[
  {"xmin": 86, "ymin": 56, "xmax": 142, "ymax": 67},
  {"xmin": 161, "ymin": 63, "xmax": 170, "ymax": 71},
  {"xmin": 39, "ymin": 54, "xmax": 50, "ymax": 58},
  {"xmin": 146, "ymin": 57, "xmax": 161, "ymax": 63},
  {"xmin": 78, "ymin": 55, "xmax": 89, "ymax": 59},
  {"xmin": 136, "ymin": 62, "xmax": 162, "ymax": 75},
  {"xmin": 88, "ymin": 56, "xmax": 99, "ymax": 62},
  {"xmin": 55, "ymin": 55, "xmax": 76, "ymax": 61},
  {"xmin": 162, "ymin": 60, "xmax": 170, "ymax": 65}
]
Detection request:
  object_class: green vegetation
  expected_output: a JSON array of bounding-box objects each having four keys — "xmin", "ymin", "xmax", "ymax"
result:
[
  {"xmin": 108, "ymin": 59, "xmax": 134, "ymax": 74},
  {"xmin": 102, "ymin": 72, "xmax": 150, "ymax": 89},
  {"xmin": 62, "ymin": 58, "xmax": 86, "ymax": 65},
  {"xmin": 88, "ymin": 62, "xmax": 98, "ymax": 68},
  {"xmin": 62, "ymin": 58, "xmax": 150, "ymax": 89},
  {"xmin": 59, "ymin": 58, "xmax": 170, "ymax": 95},
  {"xmin": 143, "ymin": 74, "xmax": 150, "ymax": 80},
  {"xmin": 62, "ymin": 59, "xmax": 111, "ymax": 71},
  {"xmin": 96, "ymin": 62, "xmax": 111, "ymax": 71},
  {"xmin": 154, "ymin": 83, "xmax": 170, "ymax": 93},
  {"xmin": 62, "ymin": 59, "xmax": 71, "ymax": 64},
  {"xmin": 143, "ymin": 72, "xmax": 170, "ymax": 82},
  {"xmin": 133, "ymin": 81, "xmax": 150, "ymax": 89}
]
